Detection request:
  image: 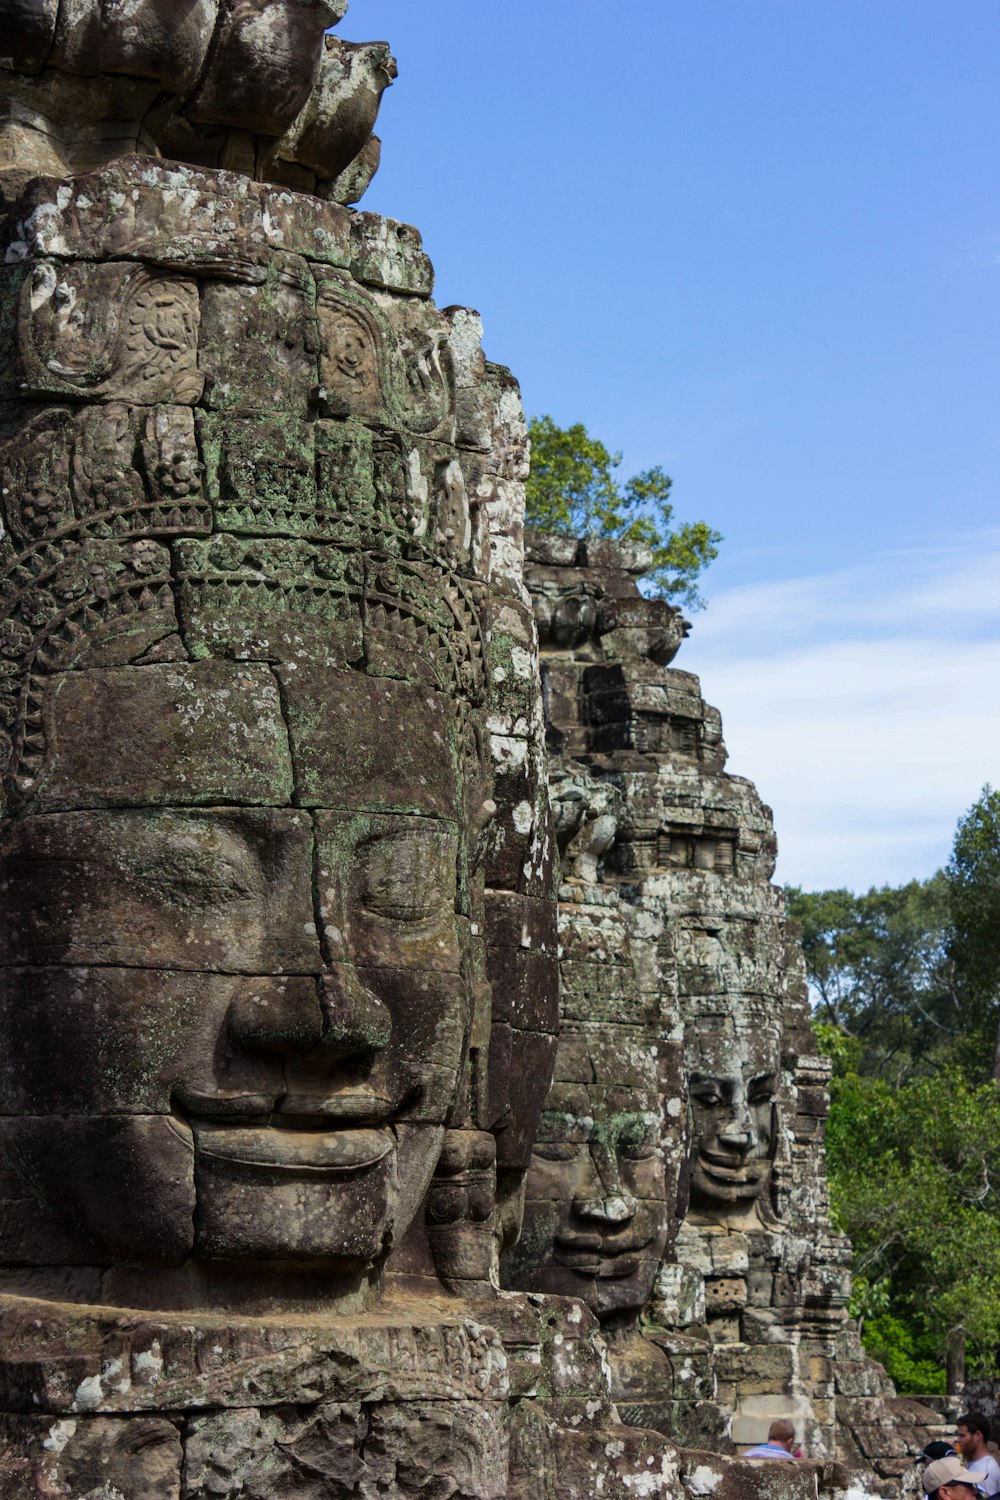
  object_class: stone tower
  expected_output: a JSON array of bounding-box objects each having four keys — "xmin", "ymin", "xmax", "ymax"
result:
[{"xmin": 512, "ymin": 531, "xmax": 940, "ymax": 1484}]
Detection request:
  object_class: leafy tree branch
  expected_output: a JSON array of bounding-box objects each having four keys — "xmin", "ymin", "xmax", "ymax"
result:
[{"xmin": 524, "ymin": 414, "xmax": 721, "ymax": 610}]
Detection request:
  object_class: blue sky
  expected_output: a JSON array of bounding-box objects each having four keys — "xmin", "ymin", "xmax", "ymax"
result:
[{"xmin": 353, "ymin": 0, "xmax": 1000, "ymax": 891}]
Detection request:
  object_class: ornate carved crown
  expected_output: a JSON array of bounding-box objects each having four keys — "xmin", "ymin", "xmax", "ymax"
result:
[{"xmin": 0, "ymin": 156, "xmax": 508, "ymax": 812}]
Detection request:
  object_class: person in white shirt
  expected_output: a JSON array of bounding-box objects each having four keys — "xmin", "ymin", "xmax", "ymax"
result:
[{"xmin": 957, "ymin": 1413, "xmax": 1000, "ymax": 1497}]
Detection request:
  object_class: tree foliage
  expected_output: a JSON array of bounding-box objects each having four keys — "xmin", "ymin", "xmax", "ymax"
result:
[
  {"xmin": 524, "ymin": 415, "xmax": 721, "ymax": 609},
  {"xmin": 823, "ymin": 1061, "xmax": 1000, "ymax": 1387},
  {"xmin": 947, "ymin": 784, "xmax": 1000, "ymax": 1076},
  {"xmin": 787, "ymin": 876, "xmax": 959, "ymax": 1082},
  {"xmin": 797, "ymin": 787, "xmax": 1000, "ymax": 1390}
]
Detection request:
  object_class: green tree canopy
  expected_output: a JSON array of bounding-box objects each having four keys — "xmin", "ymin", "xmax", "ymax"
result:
[
  {"xmin": 801, "ymin": 788, "xmax": 1000, "ymax": 1390},
  {"xmin": 524, "ymin": 414, "xmax": 721, "ymax": 610},
  {"xmin": 947, "ymin": 784, "xmax": 1000, "ymax": 1077},
  {"xmin": 823, "ymin": 1058, "xmax": 1000, "ymax": 1389},
  {"xmin": 787, "ymin": 876, "xmax": 958, "ymax": 1081}
]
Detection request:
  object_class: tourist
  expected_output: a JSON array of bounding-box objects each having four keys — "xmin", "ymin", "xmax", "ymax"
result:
[
  {"xmin": 743, "ymin": 1420, "xmax": 799, "ymax": 1459},
  {"xmin": 923, "ymin": 1456, "xmax": 984, "ymax": 1500},
  {"xmin": 956, "ymin": 1413, "xmax": 1000, "ymax": 1495}
]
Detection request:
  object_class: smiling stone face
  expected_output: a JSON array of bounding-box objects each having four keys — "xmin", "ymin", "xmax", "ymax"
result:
[
  {"xmin": 0, "ymin": 146, "xmax": 559, "ymax": 1323},
  {"xmin": 0, "ymin": 659, "xmax": 475, "ymax": 1273},
  {"xmin": 502, "ymin": 1030, "xmax": 671, "ymax": 1320},
  {"xmin": 685, "ymin": 1025, "xmax": 779, "ymax": 1208}
]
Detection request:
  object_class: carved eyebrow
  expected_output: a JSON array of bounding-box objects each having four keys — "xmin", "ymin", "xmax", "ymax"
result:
[
  {"xmin": 354, "ymin": 824, "xmax": 457, "ymax": 876},
  {"xmin": 535, "ymin": 1110, "xmax": 594, "ymax": 1143},
  {"xmin": 353, "ymin": 816, "xmax": 459, "ymax": 850}
]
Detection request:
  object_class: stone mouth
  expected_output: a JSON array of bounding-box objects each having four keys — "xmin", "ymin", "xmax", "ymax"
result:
[
  {"xmin": 554, "ymin": 1233, "xmax": 654, "ymax": 1277},
  {"xmin": 189, "ymin": 1121, "xmax": 396, "ymax": 1175},
  {"xmin": 173, "ymin": 1084, "xmax": 397, "ymax": 1123},
  {"xmin": 696, "ymin": 1152, "xmax": 766, "ymax": 1183}
]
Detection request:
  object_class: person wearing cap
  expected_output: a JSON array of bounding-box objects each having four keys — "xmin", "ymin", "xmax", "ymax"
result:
[
  {"xmin": 922, "ymin": 1455, "xmax": 984, "ymax": 1500},
  {"xmin": 956, "ymin": 1413, "xmax": 1000, "ymax": 1496}
]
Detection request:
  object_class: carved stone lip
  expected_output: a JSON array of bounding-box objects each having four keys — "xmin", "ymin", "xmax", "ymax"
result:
[
  {"xmin": 173, "ymin": 1085, "xmax": 395, "ymax": 1123},
  {"xmin": 554, "ymin": 1233, "xmax": 654, "ymax": 1275},
  {"xmin": 553, "ymin": 1249, "xmax": 646, "ymax": 1278},
  {"xmin": 190, "ymin": 1121, "xmax": 395, "ymax": 1174},
  {"xmin": 278, "ymin": 1091, "xmax": 395, "ymax": 1121},
  {"xmin": 697, "ymin": 1152, "xmax": 765, "ymax": 1182},
  {"xmin": 598, "ymin": 1255, "xmax": 642, "ymax": 1279}
]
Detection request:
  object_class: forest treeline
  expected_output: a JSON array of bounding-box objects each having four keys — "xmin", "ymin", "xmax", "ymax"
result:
[{"xmin": 787, "ymin": 786, "xmax": 1000, "ymax": 1393}]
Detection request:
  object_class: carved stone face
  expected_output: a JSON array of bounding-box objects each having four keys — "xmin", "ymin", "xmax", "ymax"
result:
[
  {"xmin": 686, "ymin": 1029, "xmax": 779, "ymax": 1207},
  {"xmin": 504, "ymin": 1031, "xmax": 670, "ymax": 1320},
  {"xmin": 0, "ymin": 658, "xmax": 474, "ymax": 1273}
]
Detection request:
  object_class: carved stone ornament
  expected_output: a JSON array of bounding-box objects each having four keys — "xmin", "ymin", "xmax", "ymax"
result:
[{"xmin": 0, "ymin": 0, "xmax": 394, "ymax": 201}]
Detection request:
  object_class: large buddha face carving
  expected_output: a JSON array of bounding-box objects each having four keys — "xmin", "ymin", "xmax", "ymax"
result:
[
  {"xmin": 503, "ymin": 1030, "xmax": 670, "ymax": 1320},
  {"xmin": 0, "ymin": 653, "xmax": 479, "ymax": 1276},
  {"xmin": 686, "ymin": 1027, "xmax": 779, "ymax": 1207}
]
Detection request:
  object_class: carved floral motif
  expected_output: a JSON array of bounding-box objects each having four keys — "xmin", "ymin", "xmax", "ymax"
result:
[{"xmin": 16, "ymin": 262, "xmax": 203, "ymax": 404}]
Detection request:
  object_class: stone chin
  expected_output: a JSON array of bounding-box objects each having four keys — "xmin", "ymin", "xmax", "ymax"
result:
[
  {"xmin": 189, "ymin": 1122, "xmax": 394, "ymax": 1266},
  {"xmin": 521, "ymin": 1252, "xmax": 660, "ymax": 1321},
  {"xmin": 578, "ymin": 1263, "xmax": 661, "ymax": 1321}
]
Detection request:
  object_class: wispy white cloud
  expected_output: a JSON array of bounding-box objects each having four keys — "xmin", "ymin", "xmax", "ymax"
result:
[{"xmin": 680, "ymin": 531, "xmax": 1000, "ymax": 891}]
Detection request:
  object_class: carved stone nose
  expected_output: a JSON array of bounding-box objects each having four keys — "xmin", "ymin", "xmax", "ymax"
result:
[
  {"xmin": 319, "ymin": 963, "xmax": 391, "ymax": 1057},
  {"xmin": 575, "ymin": 1192, "xmax": 638, "ymax": 1225},
  {"xmin": 574, "ymin": 1142, "xmax": 638, "ymax": 1224},
  {"xmin": 719, "ymin": 1119, "xmax": 755, "ymax": 1150},
  {"xmin": 225, "ymin": 969, "xmax": 390, "ymax": 1060},
  {"xmin": 227, "ymin": 976, "xmax": 326, "ymax": 1057}
]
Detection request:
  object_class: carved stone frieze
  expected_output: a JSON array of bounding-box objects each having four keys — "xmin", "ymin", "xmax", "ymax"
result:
[{"xmin": 4, "ymin": 260, "xmax": 204, "ymax": 404}]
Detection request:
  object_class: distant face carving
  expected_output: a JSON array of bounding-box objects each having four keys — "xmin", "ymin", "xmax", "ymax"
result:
[
  {"xmin": 0, "ymin": 659, "xmax": 474, "ymax": 1272},
  {"xmin": 504, "ymin": 1032, "xmax": 669, "ymax": 1320},
  {"xmin": 686, "ymin": 1030, "xmax": 778, "ymax": 1206}
]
